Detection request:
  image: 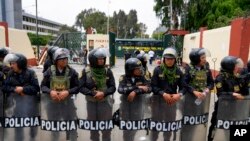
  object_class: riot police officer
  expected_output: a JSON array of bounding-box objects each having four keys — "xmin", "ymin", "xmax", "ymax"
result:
[
  {"xmin": 41, "ymin": 48, "xmax": 79, "ymax": 141},
  {"xmin": 79, "ymin": 47, "xmax": 116, "ymax": 141},
  {"xmin": 0, "ymin": 47, "xmax": 10, "ymax": 140},
  {"xmin": 150, "ymin": 47, "xmax": 186, "ymax": 141},
  {"xmin": 136, "ymin": 53, "xmax": 151, "ymax": 80},
  {"xmin": 3, "ymin": 53, "xmax": 40, "ymax": 141},
  {"xmin": 0, "ymin": 47, "xmax": 10, "ymax": 75},
  {"xmin": 207, "ymin": 56, "xmax": 245, "ymax": 141},
  {"xmin": 182, "ymin": 48, "xmax": 214, "ymax": 141},
  {"xmin": 118, "ymin": 58, "xmax": 151, "ymax": 141},
  {"xmin": 43, "ymin": 46, "xmax": 59, "ymax": 73}
]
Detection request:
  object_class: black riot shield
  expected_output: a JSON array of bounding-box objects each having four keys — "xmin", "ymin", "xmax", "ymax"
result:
[
  {"xmin": 40, "ymin": 94, "xmax": 78, "ymax": 141},
  {"xmin": 181, "ymin": 92, "xmax": 211, "ymax": 141},
  {"xmin": 76, "ymin": 94, "xmax": 114, "ymax": 141},
  {"xmin": 213, "ymin": 95, "xmax": 250, "ymax": 141},
  {"xmin": 149, "ymin": 95, "xmax": 183, "ymax": 141},
  {"xmin": 0, "ymin": 90, "xmax": 3, "ymax": 141},
  {"xmin": 118, "ymin": 94, "xmax": 151, "ymax": 141},
  {"xmin": 3, "ymin": 92, "xmax": 40, "ymax": 141}
]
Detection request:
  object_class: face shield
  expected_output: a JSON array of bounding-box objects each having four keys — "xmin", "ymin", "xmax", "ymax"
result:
[
  {"xmin": 3, "ymin": 53, "xmax": 19, "ymax": 65},
  {"xmin": 198, "ymin": 48, "xmax": 211, "ymax": 58},
  {"xmin": 53, "ymin": 48, "xmax": 70, "ymax": 61},
  {"xmin": 94, "ymin": 47, "xmax": 110, "ymax": 58},
  {"xmin": 162, "ymin": 48, "xmax": 178, "ymax": 59}
]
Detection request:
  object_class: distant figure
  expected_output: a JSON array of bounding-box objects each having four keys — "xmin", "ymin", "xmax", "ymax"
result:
[
  {"xmin": 140, "ymin": 49, "xmax": 145, "ymax": 54},
  {"xmin": 124, "ymin": 50, "xmax": 132, "ymax": 61},
  {"xmin": 83, "ymin": 48, "xmax": 88, "ymax": 66},
  {"xmin": 148, "ymin": 49, "xmax": 155, "ymax": 65},
  {"xmin": 133, "ymin": 49, "xmax": 140, "ymax": 57}
]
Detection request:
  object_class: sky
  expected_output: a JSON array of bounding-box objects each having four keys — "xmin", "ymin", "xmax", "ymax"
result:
[{"xmin": 22, "ymin": 0, "xmax": 160, "ymax": 36}]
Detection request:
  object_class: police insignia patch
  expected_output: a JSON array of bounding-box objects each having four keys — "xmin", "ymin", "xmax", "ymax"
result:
[
  {"xmin": 216, "ymin": 82, "xmax": 222, "ymax": 88},
  {"xmin": 234, "ymin": 86, "xmax": 240, "ymax": 92}
]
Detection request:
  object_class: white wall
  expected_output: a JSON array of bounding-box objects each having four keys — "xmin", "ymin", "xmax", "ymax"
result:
[{"xmin": 183, "ymin": 26, "xmax": 231, "ymax": 71}]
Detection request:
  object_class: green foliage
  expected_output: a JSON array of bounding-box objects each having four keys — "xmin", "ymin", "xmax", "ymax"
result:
[
  {"xmin": 59, "ymin": 24, "xmax": 78, "ymax": 33},
  {"xmin": 152, "ymin": 32, "xmax": 164, "ymax": 40},
  {"xmin": 154, "ymin": 0, "xmax": 250, "ymax": 31},
  {"xmin": 75, "ymin": 8, "xmax": 147, "ymax": 38},
  {"xmin": 27, "ymin": 33, "xmax": 52, "ymax": 46},
  {"xmin": 75, "ymin": 8, "xmax": 107, "ymax": 34}
]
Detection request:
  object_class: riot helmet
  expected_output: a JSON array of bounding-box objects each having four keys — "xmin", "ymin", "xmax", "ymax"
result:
[
  {"xmin": 221, "ymin": 56, "xmax": 243, "ymax": 73},
  {"xmin": 47, "ymin": 46, "xmax": 59, "ymax": 60},
  {"xmin": 162, "ymin": 47, "xmax": 177, "ymax": 59},
  {"xmin": 53, "ymin": 48, "xmax": 69, "ymax": 63},
  {"xmin": 136, "ymin": 53, "xmax": 148, "ymax": 68},
  {"xmin": 4, "ymin": 53, "xmax": 27, "ymax": 70},
  {"xmin": 125, "ymin": 58, "xmax": 142, "ymax": 76},
  {"xmin": 0, "ymin": 47, "xmax": 9, "ymax": 58},
  {"xmin": 88, "ymin": 47, "xmax": 109, "ymax": 68},
  {"xmin": 189, "ymin": 48, "xmax": 210, "ymax": 65}
]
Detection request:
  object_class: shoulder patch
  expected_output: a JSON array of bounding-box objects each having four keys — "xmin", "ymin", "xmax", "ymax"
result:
[{"xmin": 216, "ymin": 82, "xmax": 222, "ymax": 88}]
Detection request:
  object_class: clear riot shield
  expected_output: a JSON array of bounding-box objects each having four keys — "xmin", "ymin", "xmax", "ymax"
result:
[
  {"xmin": 76, "ymin": 94, "xmax": 114, "ymax": 141},
  {"xmin": 149, "ymin": 95, "xmax": 183, "ymax": 141},
  {"xmin": 181, "ymin": 92, "xmax": 211, "ymax": 141},
  {"xmin": 213, "ymin": 95, "xmax": 250, "ymax": 141},
  {"xmin": 40, "ymin": 94, "xmax": 78, "ymax": 141},
  {"xmin": 118, "ymin": 94, "xmax": 151, "ymax": 141},
  {"xmin": 4, "ymin": 92, "xmax": 40, "ymax": 141},
  {"xmin": 0, "ymin": 90, "xmax": 3, "ymax": 141}
]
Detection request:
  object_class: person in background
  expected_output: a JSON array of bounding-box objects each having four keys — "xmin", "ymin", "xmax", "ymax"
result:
[
  {"xmin": 124, "ymin": 50, "xmax": 132, "ymax": 61},
  {"xmin": 136, "ymin": 53, "xmax": 151, "ymax": 80},
  {"xmin": 148, "ymin": 49, "xmax": 155, "ymax": 65},
  {"xmin": 43, "ymin": 46, "xmax": 59, "ymax": 73},
  {"xmin": 133, "ymin": 49, "xmax": 140, "ymax": 57}
]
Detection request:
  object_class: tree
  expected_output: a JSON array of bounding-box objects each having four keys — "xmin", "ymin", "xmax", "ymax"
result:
[
  {"xmin": 59, "ymin": 24, "xmax": 78, "ymax": 34},
  {"xmin": 152, "ymin": 32, "xmax": 164, "ymax": 40},
  {"xmin": 126, "ymin": 10, "xmax": 139, "ymax": 38},
  {"xmin": 75, "ymin": 8, "xmax": 107, "ymax": 34},
  {"xmin": 154, "ymin": 0, "xmax": 184, "ymax": 29},
  {"xmin": 27, "ymin": 33, "xmax": 52, "ymax": 46},
  {"xmin": 138, "ymin": 23, "xmax": 148, "ymax": 38},
  {"xmin": 186, "ymin": 0, "xmax": 249, "ymax": 30},
  {"xmin": 75, "ymin": 8, "xmax": 148, "ymax": 38},
  {"xmin": 154, "ymin": 0, "xmax": 250, "ymax": 31}
]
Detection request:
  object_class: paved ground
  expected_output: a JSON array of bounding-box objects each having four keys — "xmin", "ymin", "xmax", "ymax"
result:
[{"xmin": 3, "ymin": 58, "xmax": 218, "ymax": 141}]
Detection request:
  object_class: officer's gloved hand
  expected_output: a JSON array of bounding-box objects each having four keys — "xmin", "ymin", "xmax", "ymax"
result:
[{"xmin": 233, "ymin": 93, "xmax": 245, "ymax": 100}]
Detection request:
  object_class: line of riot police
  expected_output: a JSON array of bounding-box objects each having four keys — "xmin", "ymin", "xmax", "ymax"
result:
[{"xmin": 0, "ymin": 46, "xmax": 250, "ymax": 141}]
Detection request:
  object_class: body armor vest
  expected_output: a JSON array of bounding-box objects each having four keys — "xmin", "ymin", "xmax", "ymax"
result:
[
  {"xmin": 85, "ymin": 66, "xmax": 109, "ymax": 102},
  {"xmin": 190, "ymin": 65, "xmax": 207, "ymax": 92},
  {"xmin": 50, "ymin": 65, "xmax": 70, "ymax": 92}
]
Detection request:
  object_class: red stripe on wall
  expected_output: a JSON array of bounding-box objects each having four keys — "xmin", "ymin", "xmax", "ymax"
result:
[
  {"xmin": 0, "ymin": 22, "xmax": 9, "ymax": 47},
  {"xmin": 229, "ymin": 18, "xmax": 250, "ymax": 64}
]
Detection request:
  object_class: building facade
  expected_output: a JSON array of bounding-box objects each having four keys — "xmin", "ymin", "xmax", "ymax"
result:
[
  {"xmin": 22, "ymin": 12, "xmax": 62, "ymax": 37},
  {"xmin": 0, "ymin": 0, "xmax": 23, "ymax": 29},
  {"xmin": 1, "ymin": 0, "xmax": 62, "ymax": 37}
]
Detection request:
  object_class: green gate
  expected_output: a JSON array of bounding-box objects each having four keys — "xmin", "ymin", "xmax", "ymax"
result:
[{"xmin": 53, "ymin": 32, "xmax": 86, "ymax": 64}]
